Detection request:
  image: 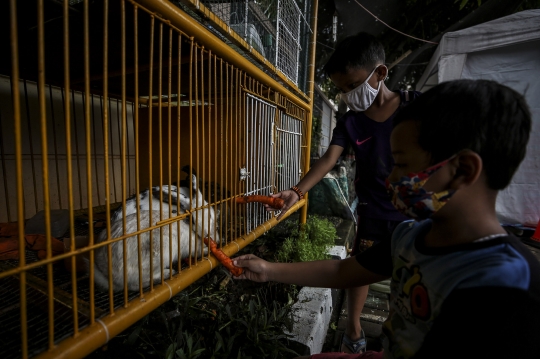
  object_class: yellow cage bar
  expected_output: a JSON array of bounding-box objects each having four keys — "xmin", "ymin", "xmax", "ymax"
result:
[{"xmin": 0, "ymin": 0, "xmax": 318, "ymax": 358}]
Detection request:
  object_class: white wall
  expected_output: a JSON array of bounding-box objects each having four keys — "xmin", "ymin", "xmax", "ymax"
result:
[{"xmin": 0, "ymin": 75, "xmax": 136, "ymax": 223}]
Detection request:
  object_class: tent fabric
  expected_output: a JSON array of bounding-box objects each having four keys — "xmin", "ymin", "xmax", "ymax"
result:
[
  {"xmin": 416, "ymin": 10, "xmax": 540, "ymax": 227},
  {"xmin": 438, "ymin": 9, "xmax": 540, "ymax": 55},
  {"xmin": 417, "ymin": 9, "xmax": 540, "ymax": 91}
]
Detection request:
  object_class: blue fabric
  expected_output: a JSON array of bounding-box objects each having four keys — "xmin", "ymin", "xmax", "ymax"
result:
[
  {"xmin": 329, "ymin": 90, "xmax": 421, "ymax": 221},
  {"xmin": 381, "ymin": 220, "xmax": 535, "ymax": 359}
]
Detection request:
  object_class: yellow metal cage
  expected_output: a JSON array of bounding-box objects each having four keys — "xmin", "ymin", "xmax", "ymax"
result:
[{"xmin": 0, "ymin": 0, "xmax": 318, "ymax": 358}]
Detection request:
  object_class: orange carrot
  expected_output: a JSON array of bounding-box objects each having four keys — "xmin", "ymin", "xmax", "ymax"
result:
[
  {"xmin": 235, "ymin": 195, "xmax": 285, "ymax": 209},
  {"xmin": 203, "ymin": 237, "xmax": 244, "ymax": 277}
]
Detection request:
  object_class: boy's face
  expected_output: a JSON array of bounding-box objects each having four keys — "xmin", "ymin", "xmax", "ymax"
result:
[
  {"xmin": 388, "ymin": 121, "xmax": 451, "ymax": 193},
  {"xmin": 330, "ymin": 66, "xmax": 380, "ymax": 94}
]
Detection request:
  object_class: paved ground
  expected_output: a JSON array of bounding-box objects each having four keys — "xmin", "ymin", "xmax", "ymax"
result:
[
  {"xmin": 323, "ymin": 218, "xmax": 390, "ymax": 353},
  {"xmin": 324, "ymin": 287, "xmax": 389, "ymax": 353}
]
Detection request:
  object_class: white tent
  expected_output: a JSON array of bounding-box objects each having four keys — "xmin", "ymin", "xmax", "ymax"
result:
[{"xmin": 417, "ymin": 9, "xmax": 540, "ymax": 227}]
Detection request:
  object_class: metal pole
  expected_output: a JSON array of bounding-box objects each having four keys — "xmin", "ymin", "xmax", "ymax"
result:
[{"xmin": 299, "ymin": 0, "xmax": 318, "ymax": 225}]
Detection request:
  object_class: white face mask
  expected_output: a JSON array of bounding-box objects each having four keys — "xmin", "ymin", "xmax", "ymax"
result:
[{"xmin": 341, "ymin": 66, "xmax": 382, "ymax": 112}]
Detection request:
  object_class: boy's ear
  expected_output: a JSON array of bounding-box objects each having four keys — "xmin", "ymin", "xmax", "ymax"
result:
[
  {"xmin": 376, "ymin": 65, "xmax": 388, "ymax": 81},
  {"xmin": 449, "ymin": 150, "xmax": 483, "ymax": 189}
]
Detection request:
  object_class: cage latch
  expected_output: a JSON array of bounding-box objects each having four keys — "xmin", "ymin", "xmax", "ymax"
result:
[{"xmin": 240, "ymin": 167, "xmax": 250, "ymax": 181}]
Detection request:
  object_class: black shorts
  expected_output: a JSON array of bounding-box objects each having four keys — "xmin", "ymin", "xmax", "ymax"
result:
[{"xmin": 351, "ymin": 216, "xmax": 402, "ymax": 256}]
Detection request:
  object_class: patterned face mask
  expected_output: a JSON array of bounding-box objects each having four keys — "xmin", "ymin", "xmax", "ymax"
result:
[{"xmin": 385, "ymin": 158, "xmax": 456, "ymax": 221}]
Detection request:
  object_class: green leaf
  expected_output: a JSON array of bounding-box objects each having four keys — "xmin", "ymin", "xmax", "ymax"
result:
[
  {"xmin": 459, "ymin": 0, "xmax": 468, "ymax": 10},
  {"xmin": 166, "ymin": 344, "xmax": 176, "ymax": 359},
  {"xmin": 126, "ymin": 323, "xmax": 144, "ymax": 345},
  {"xmin": 218, "ymin": 320, "xmax": 233, "ymax": 331},
  {"xmin": 175, "ymin": 349, "xmax": 187, "ymax": 359},
  {"xmin": 195, "ymin": 348, "xmax": 206, "ymax": 356},
  {"xmin": 214, "ymin": 331, "xmax": 224, "ymax": 352},
  {"xmin": 237, "ymin": 318, "xmax": 249, "ymax": 329}
]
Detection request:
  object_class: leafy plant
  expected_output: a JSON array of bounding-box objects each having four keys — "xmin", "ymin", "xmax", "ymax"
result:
[
  {"xmin": 106, "ymin": 253, "xmax": 302, "ymax": 358},
  {"xmin": 276, "ymin": 215, "xmax": 337, "ymax": 263},
  {"xmin": 89, "ymin": 215, "xmax": 337, "ymax": 359}
]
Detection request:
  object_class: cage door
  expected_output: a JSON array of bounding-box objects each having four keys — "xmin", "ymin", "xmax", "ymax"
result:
[
  {"xmin": 274, "ymin": 112, "xmax": 303, "ymax": 200},
  {"xmin": 244, "ymin": 94, "xmax": 277, "ymax": 232}
]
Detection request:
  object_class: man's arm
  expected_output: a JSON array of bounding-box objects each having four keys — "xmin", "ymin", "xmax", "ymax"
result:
[{"xmin": 233, "ymin": 254, "xmax": 389, "ymax": 289}]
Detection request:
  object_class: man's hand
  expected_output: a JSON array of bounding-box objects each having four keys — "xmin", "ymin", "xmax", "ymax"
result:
[
  {"xmin": 264, "ymin": 190, "xmax": 299, "ymax": 220},
  {"xmin": 233, "ymin": 254, "xmax": 271, "ymax": 282}
]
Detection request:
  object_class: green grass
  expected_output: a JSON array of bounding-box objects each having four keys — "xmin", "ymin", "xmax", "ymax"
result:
[{"xmin": 276, "ymin": 215, "xmax": 338, "ymax": 263}]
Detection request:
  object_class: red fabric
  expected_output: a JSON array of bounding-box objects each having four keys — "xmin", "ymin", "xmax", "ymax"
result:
[
  {"xmin": 0, "ymin": 222, "xmax": 19, "ymax": 237},
  {"xmin": 1, "ymin": 229, "xmax": 65, "ymax": 260},
  {"xmin": 25, "ymin": 234, "xmax": 64, "ymax": 253},
  {"xmin": 311, "ymin": 351, "xmax": 384, "ymax": 359},
  {"xmin": 0, "ymin": 237, "xmax": 20, "ymax": 260}
]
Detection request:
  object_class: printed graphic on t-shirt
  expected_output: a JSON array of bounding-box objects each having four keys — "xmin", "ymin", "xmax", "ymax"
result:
[
  {"xmin": 383, "ymin": 259, "xmax": 439, "ymax": 358},
  {"xmin": 396, "ymin": 265, "xmax": 431, "ymax": 320}
]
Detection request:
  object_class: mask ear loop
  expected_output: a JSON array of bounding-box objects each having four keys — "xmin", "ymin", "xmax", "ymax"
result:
[
  {"xmin": 428, "ymin": 153, "xmax": 461, "ymax": 171},
  {"xmin": 362, "ymin": 65, "xmax": 381, "ymax": 93},
  {"xmin": 365, "ymin": 65, "xmax": 379, "ymax": 84},
  {"xmin": 415, "ymin": 154, "xmax": 460, "ymax": 187},
  {"xmin": 375, "ymin": 78, "xmax": 382, "ymax": 91}
]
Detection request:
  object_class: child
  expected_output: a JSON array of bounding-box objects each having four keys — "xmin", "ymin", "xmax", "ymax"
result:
[
  {"xmin": 235, "ymin": 79, "xmax": 540, "ymax": 358},
  {"xmin": 267, "ymin": 32, "xmax": 420, "ymax": 354}
]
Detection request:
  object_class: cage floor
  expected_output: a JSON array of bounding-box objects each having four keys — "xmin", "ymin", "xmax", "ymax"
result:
[
  {"xmin": 0, "ymin": 197, "xmax": 257, "ymax": 358},
  {"xmin": 0, "ymin": 212, "xmax": 144, "ymax": 359}
]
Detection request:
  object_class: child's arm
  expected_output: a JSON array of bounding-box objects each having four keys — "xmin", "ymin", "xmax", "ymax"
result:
[
  {"xmin": 269, "ymin": 145, "xmax": 344, "ymax": 220},
  {"xmin": 233, "ymin": 254, "xmax": 389, "ymax": 289}
]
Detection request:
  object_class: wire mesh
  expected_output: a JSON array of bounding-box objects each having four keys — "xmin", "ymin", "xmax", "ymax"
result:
[
  {"xmin": 275, "ymin": 0, "xmax": 302, "ymax": 84},
  {"xmin": 0, "ymin": 273, "xmax": 92, "ymax": 359},
  {"xmin": 184, "ymin": 0, "xmax": 311, "ymax": 90},
  {"xmin": 205, "ymin": 0, "xmax": 276, "ymax": 59},
  {"xmin": 171, "ymin": 0, "xmax": 269, "ymax": 74}
]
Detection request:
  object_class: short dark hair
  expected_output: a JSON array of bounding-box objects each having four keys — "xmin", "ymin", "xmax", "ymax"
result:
[
  {"xmin": 323, "ymin": 32, "xmax": 385, "ymax": 76},
  {"xmin": 393, "ymin": 79, "xmax": 531, "ymax": 190}
]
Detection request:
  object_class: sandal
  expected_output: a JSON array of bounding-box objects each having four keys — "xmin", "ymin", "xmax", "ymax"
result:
[{"xmin": 341, "ymin": 330, "xmax": 366, "ymax": 354}]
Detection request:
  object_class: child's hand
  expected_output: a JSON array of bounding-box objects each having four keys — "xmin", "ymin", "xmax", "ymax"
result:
[
  {"xmin": 264, "ymin": 190, "xmax": 299, "ymax": 220},
  {"xmin": 232, "ymin": 254, "xmax": 271, "ymax": 282}
]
